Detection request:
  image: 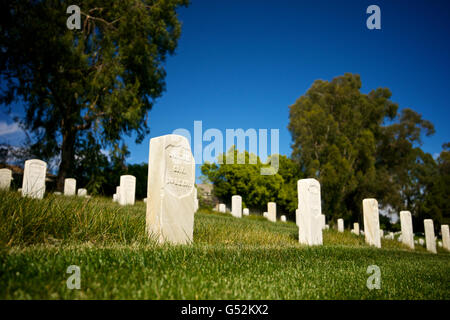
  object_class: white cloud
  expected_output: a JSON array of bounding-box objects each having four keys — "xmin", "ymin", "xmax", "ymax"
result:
[{"xmin": 0, "ymin": 121, "xmax": 22, "ymax": 136}]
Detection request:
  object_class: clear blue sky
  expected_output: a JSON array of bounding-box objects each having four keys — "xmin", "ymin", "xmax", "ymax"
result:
[{"xmin": 1, "ymin": 0, "xmax": 449, "ymax": 179}]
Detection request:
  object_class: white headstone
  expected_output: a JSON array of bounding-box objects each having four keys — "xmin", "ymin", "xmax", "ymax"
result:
[
  {"xmin": 352, "ymin": 222, "xmax": 360, "ymax": 235},
  {"xmin": 116, "ymin": 186, "xmax": 121, "ymax": 203},
  {"xmin": 424, "ymin": 219, "xmax": 436, "ymax": 253},
  {"xmin": 119, "ymin": 175, "xmax": 136, "ymax": 206},
  {"xmin": 263, "ymin": 212, "xmax": 268, "ymax": 218},
  {"xmin": 267, "ymin": 202, "xmax": 276, "ymax": 222},
  {"xmin": 281, "ymin": 215, "xmax": 286, "ymax": 222},
  {"xmin": 219, "ymin": 203, "xmax": 226, "ymax": 213},
  {"xmin": 418, "ymin": 238, "xmax": 424, "ymax": 246},
  {"xmin": 442, "ymin": 225, "xmax": 450, "ymax": 251},
  {"xmin": 231, "ymin": 195, "xmax": 242, "ymax": 218},
  {"xmin": 438, "ymin": 241, "xmax": 442, "ymax": 247},
  {"xmin": 297, "ymin": 178, "xmax": 323, "ymax": 246},
  {"xmin": 0, "ymin": 168, "xmax": 13, "ymax": 190},
  {"xmin": 325, "ymin": 224, "xmax": 329, "ymax": 230},
  {"xmin": 243, "ymin": 208, "xmax": 249, "ymax": 216},
  {"xmin": 379, "ymin": 229, "xmax": 384, "ymax": 240},
  {"xmin": 22, "ymin": 159, "xmax": 47, "ymax": 199},
  {"xmin": 320, "ymin": 214, "xmax": 326, "ymax": 230},
  {"xmin": 337, "ymin": 219, "xmax": 344, "ymax": 232},
  {"xmin": 143, "ymin": 197, "xmax": 147, "ymax": 203},
  {"xmin": 146, "ymin": 134, "xmax": 195, "ymax": 244},
  {"xmin": 64, "ymin": 178, "xmax": 76, "ymax": 196},
  {"xmin": 113, "ymin": 194, "xmax": 117, "ymax": 202},
  {"xmin": 54, "ymin": 191, "xmax": 62, "ymax": 195},
  {"xmin": 77, "ymin": 188, "xmax": 87, "ymax": 197},
  {"xmin": 363, "ymin": 198, "xmax": 381, "ymax": 248},
  {"xmin": 400, "ymin": 211, "xmax": 414, "ymax": 249},
  {"xmin": 360, "ymin": 230, "xmax": 365, "ymax": 236}
]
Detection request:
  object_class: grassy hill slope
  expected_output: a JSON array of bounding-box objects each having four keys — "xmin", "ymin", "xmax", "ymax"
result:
[{"xmin": 0, "ymin": 191, "xmax": 449, "ymax": 299}]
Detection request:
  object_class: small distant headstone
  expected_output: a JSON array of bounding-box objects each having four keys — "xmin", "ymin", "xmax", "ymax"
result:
[
  {"xmin": 64, "ymin": 178, "xmax": 76, "ymax": 196},
  {"xmin": 263, "ymin": 212, "xmax": 268, "ymax": 218},
  {"xmin": 54, "ymin": 191, "xmax": 62, "ymax": 195},
  {"xmin": 337, "ymin": 219, "xmax": 344, "ymax": 232},
  {"xmin": 219, "ymin": 203, "xmax": 226, "ymax": 213},
  {"xmin": 363, "ymin": 198, "xmax": 381, "ymax": 248},
  {"xmin": 352, "ymin": 223, "xmax": 360, "ymax": 235},
  {"xmin": 400, "ymin": 211, "xmax": 414, "ymax": 249},
  {"xmin": 22, "ymin": 159, "xmax": 47, "ymax": 199},
  {"xmin": 267, "ymin": 202, "xmax": 276, "ymax": 222},
  {"xmin": 77, "ymin": 188, "xmax": 87, "ymax": 197},
  {"xmin": 424, "ymin": 219, "xmax": 436, "ymax": 253},
  {"xmin": 146, "ymin": 134, "xmax": 195, "ymax": 244},
  {"xmin": 297, "ymin": 178, "xmax": 323, "ymax": 246},
  {"xmin": 325, "ymin": 224, "xmax": 329, "ymax": 230},
  {"xmin": 360, "ymin": 229, "xmax": 365, "ymax": 236},
  {"xmin": 441, "ymin": 225, "xmax": 449, "ymax": 251},
  {"xmin": 418, "ymin": 238, "xmax": 424, "ymax": 246},
  {"xmin": 143, "ymin": 197, "xmax": 147, "ymax": 203},
  {"xmin": 119, "ymin": 175, "xmax": 136, "ymax": 206},
  {"xmin": 280, "ymin": 215, "xmax": 286, "ymax": 222},
  {"xmin": 243, "ymin": 208, "xmax": 249, "ymax": 216},
  {"xmin": 0, "ymin": 168, "xmax": 13, "ymax": 190},
  {"xmin": 113, "ymin": 194, "xmax": 117, "ymax": 202},
  {"xmin": 438, "ymin": 241, "xmax": 443, "ymax": 248},
  {"xmin": 231, "ymin": 195, "xmax": 242, "ymax": 218}
]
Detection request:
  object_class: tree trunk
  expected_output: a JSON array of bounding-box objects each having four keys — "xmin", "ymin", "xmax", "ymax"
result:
[{"xmin": 56, "ymin": 129, "xmax": 76, "ymax": 191}]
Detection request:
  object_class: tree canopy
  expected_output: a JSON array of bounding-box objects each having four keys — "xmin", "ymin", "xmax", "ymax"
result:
[
  {"xmin": 288, "ymin": 73, "xmax": 447, "ymax": 229},
  {"xmin": 0, "ymin": 0, "xmax": 188, "ymax": 189}
]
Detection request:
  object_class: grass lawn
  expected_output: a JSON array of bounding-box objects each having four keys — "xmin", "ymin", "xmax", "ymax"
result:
[{"xmin": 0, "ymin": 191, "xmax": 449, "ymax": 299}]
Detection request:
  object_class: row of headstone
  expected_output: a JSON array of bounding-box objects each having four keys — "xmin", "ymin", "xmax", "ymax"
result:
[
  {"xmin": 2, "ymin": 161, "xmax": 90, "ymax": 200},
  {"xmin": 63, "ymin": 178, "xmax": 89, "ymax": 197},
  {"xmin": 112, "ymin": 175, "xmax": 136, "ymax": 205}
]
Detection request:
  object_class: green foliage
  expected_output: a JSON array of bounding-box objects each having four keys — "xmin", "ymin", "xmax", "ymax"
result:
[
  {"xmin": 201, "ymin": 147, "xmax": 302, "ymax": 219},
  {"xmin": 288, "ymin": 73, "xmax": 397, "ymax": 223},
  {"xmin": 288, "ymin": 73, "xmax": 446, "ymax": 227},
  {"xmin": 0, "ymin": 0, "xmax": 188, "ymax": 188},
  {"xmin": 418, "ymin": 143, "xmax": 450, "ymax": 227}
]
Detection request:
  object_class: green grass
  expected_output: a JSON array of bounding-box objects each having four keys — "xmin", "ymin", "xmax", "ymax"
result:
[{"xmin": 0, "ymin": 190, "xmax": 449, "ymax": 299}]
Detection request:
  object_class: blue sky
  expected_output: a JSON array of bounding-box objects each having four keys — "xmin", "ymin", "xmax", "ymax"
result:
[{"xmin": 1, "ymin": 0, "xmax": 449, "ymax": 179}]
